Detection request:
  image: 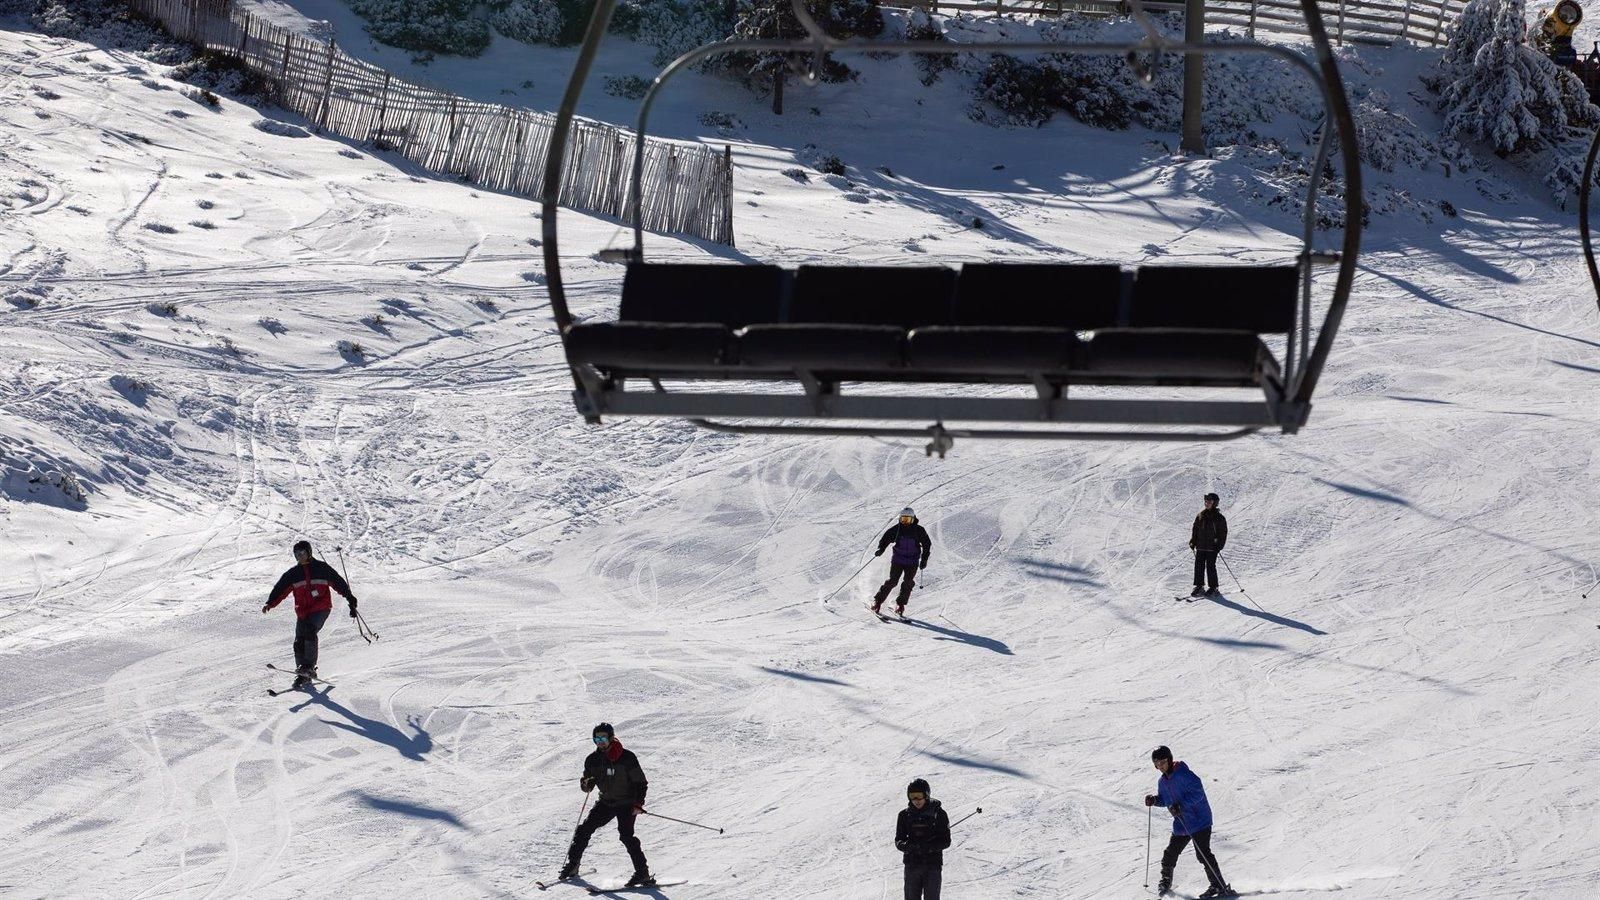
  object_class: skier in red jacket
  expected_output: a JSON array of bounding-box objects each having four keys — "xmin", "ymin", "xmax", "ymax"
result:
[{"xmin": 263, "ymin": 540, "xmax": 356, "ymax": 687}]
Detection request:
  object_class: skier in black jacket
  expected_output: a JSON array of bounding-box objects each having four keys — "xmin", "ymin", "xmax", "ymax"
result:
[
  {"xmin": 874, "ymin": 507, "xmax": 932, "ymax": 616},
  {"xmin": 896, "ymin": 778, "xmax": 951, "ymax": 900},
  {"xmin": 560, "ymin": 723, "xmax": 653, "ymax": 887},
  {"xmin": 1188, "ymin": 493, "xmax": 1228, "ymax": 598}
]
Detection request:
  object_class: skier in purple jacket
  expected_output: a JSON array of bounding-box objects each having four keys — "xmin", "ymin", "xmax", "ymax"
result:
[{"xmin": 873, "ymin": 507, "xmax": 932, "ymax": 616}]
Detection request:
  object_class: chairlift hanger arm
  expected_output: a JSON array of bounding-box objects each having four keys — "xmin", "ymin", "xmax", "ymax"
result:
[{"xmin": 1580, "ymin": 125, "xmax": 1600, "ymax": 314}]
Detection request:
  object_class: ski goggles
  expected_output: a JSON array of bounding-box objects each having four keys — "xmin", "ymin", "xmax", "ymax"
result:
[
  {"xmin": 592, "ymin": 735, "xmax": 610, "ymax": 744},
  {"xmin": 907, "ymin": 792, "xmax": 927, "ymax": 801}
]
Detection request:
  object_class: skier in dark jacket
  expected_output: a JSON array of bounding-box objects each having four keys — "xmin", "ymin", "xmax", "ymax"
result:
[
  {"xmin": 874, "ymin": 507, "xmax": 932, "ymax": 615},
  {"xmin": 895, "ymin": 778, "xmax": 951, "ymax": 900},
  {"xmin": 1188, "ymin": 493, "xmax": 1228, "ymax": 598},
  {"xmin": 263, "ymin": 539, "xmax": 356, "ymax": 687},
  {"xmin": 1145, "ymin": 746, "xmax": 1234, "ymax": 898},
  {"xmin": 560, "ymin": 723, "xmax": 654, "ymax": 887}
]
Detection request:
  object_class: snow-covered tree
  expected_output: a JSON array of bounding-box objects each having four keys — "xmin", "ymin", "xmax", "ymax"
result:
[
  {"xmin": 1438, "ymin": 0, "xmax": 1597, "ymax": 155},
  {"xmin": 490, "ymin": 0, "xmax": 566, "ymax": 46},
  {"xmin": 348, "ymin": 0, "xmax": 491, "ymax": 57}
]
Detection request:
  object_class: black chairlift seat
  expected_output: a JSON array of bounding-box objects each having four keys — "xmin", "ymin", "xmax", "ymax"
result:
[
  {"xmin": 567, "ymin": 260, "xmax": 1297, "ymax": 390},
  {"xmin": 541, "ymin": 0, "xmax": 1361, "ymax": 450}
]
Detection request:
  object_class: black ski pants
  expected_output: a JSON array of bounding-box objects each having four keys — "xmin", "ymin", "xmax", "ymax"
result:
[
  {"xmin": 1161, "ymin": 827, "xmax": 1226, "ymax": 890},
  {"xmin": 293, "ymin": 609, "xmax": 330, "ymax": 671},
  {"xmin": 876, "ymin": 563, "xmax": 917, "ymax": 605},
  {"xmin": 568, "ymin": 803, "xmax": 648, "ymax": 874},
  {"xmin": 1193, "ymin": 550, "xmax": 1219, "ymax": 590},
  {"xmin": 904, "ymin": 862, "xmax": 941, "ymax": 900}
]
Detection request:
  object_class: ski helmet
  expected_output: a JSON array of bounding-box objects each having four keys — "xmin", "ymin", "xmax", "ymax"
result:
[
  {"xmin": 900, "ymin": 507, "xmax": 916, "ymax": 518},
  {"xmin": 1203, "ymin": 492, "xmax": 1220, "ymax": 505},
  {"xmin": 907, "ymin": 778, "xmax": 930, "ymax": 797},
  {"xmin": 1151, "ymin": 746, "xmax": 1173, "ymax": 762},
  {"xmin": 592, "ymin": 722, "xmax": 615, "ymax": 739},
  {"xmin": 292, "ymin": 539, "xmax": 313, "ymax": 557}
]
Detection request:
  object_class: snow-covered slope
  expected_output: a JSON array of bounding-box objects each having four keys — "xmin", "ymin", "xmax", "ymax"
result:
[{"xmin": 3, "ymin": 10, "xmax": 1600, "ymax": 900}]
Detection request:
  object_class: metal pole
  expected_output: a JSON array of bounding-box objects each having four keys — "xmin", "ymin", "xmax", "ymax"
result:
[{"xmin": 1181, "ymin": 0, "xmax": 1205, "ymax": 154}]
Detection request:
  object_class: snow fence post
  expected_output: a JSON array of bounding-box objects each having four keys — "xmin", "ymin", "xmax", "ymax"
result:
[{"xmin": 1181, "ymin": 0, "xmax": 1205, "ymax": 154}]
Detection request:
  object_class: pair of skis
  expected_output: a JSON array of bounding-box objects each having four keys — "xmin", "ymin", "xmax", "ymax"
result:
[
  {"xmin": 869, "ymin": 603, "xmax": 907, "ymax": 622},
  {"xmin": 265, "ymin": 662, "xmax": 334, "ymax": 696},
  {"xmin": 535, "ymin": 870, "xmax": 685, "ymax": 894}
]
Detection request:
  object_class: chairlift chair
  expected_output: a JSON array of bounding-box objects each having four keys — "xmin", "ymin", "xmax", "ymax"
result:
[{"xmin": 541, "ymin": 0, "xmax": 1361, "ymax": 455}]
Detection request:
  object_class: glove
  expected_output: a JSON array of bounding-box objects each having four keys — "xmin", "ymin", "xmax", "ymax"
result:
[
  {"xmin": 632, "ymin": 803, "xmax": 645, "ymax": 815},
  {"xmin": 919, "ymin": 562, "xmax": 926, "ymax": 571},
  {"xmin": 875, "ymin": 548, "xmax": 884, "ymax": 557},
  {"xmin": 1188, "ymin": 541, "xmax": 1196, "ymax": 550},
  {"xmin": 1144, "ymin": 794, "xmax": 1158, "ymax": 807},
  {"xmin": 1169, "ymin": 803, "xmax": 1182, "ymax": 817},
  {"xmin": 580, "ymin": 776, "xmax": 595, "ymax": 793},
  {"xmin": 348, "ymin": 596, "xmax": 359, "ymax": 618},
  {"xmin": 895, "ymin": 839, "xmax": 908, "ymax": 852},
  {"xmin": 261, "ymin": 603, "xmax": 271, "ymax": 614}
]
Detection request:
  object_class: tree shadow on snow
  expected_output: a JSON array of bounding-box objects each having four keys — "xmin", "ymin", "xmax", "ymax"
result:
[
  {"xmin": 1313, "ymin": 478, "xmax": 1409, "ymax": 507},
  {"xmin": 1019, "ymin": 558, "xmax": 1106, "ymax": 589},
  {"xmin": 756, "ymin": 665, "xmax": 852, "ymax": 687},
  {"xmin": 311, "ymin": 693, "xmax": 434, "ymax": 761},
  {"xmin": 918, "ymin": 747, "xmax": 1032, "ymax": 780},
  {"xmin": 349, "ymin": 790, "xmax": 470, "ymax": 830},
  {"xmin": 900, "ymin": 616, "xmax": 1014, "ymax": 655},
  {"xmin": 1204, "ymin": 594, "xmax": 1328, "ymax": 637}
]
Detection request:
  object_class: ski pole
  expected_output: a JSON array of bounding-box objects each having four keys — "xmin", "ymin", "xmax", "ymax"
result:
[
  {"xmin": 949, "ymin": 806, "xmax": 983, "ymax": 829},
  {"xmin": 1583, "ymin": 571, "xmax": 1600, "ymax": 598},
  {"xmin": 1218, "ymin": 553, "xmax": 1268, "ymax": 614},
  {"xmin": 335, "ymin": 545, "xmax": 380, "ymax": 642},
  {"xmin": 355, "ymin": 610, "xmax": 380, "ymax": 642},
  {"xmin": 1143, "ymin": 804, "xmax": 1152, "ymax": 888},
  {"xmin": 642, "ymin": 810, "xmax": 724, "ymax": 834},
  {"xmin": 576, "ymin": 792, "xmax": 590, "ymax": 827},
  {"xmin": 1171, "ymin": 807, "xmax": 1226, "ymax": 890},
  {"xmin": 822, "ymin": 553, "xmax": 877, "ymax": 605}
]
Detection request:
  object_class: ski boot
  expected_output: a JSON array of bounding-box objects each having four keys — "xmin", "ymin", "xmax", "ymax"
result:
[
  {"xmin": 624, "ymin": 871, "xmax": 655, "ymax": 888},
  {"xmin": 1157, "ymin": 874, "xmax": 1173, "ymax": 896},
  {"xmin": 1198, "ymin": 885, "xmax": 1237, "ymax": 898},
  {"xmin": 894, "ymin": 604, "xmax": 906, "ymax": 617},
  {"xmin": 1189, "ymin": 585, "xmax": 1205, "ymax": 598},
  {"xmin": 1203, "ymin": 586, "xmax": 1218, "ymax": 598},
  {"xmin": 557, "ymin": 860, "xmax": 580, "ymax": 880},
  {"xmin": 871, "ymin": 599, "xmax": 884, "ymax": 614}
]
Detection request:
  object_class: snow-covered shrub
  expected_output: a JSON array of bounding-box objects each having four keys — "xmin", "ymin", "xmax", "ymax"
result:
[
  {"xmin": 490, "ymin": 0, "xmax": 564, "ymax": 45},
  {"xmin": 973, "ymin": 55, "xmax": 1063, "ymax": 128},
  {"xmin": 337, "ymin": 339, "xmax": 367, "ymax": 358},
  {"xmin": 905, "ymin": 8, "xmax": 955, "ymax": 85},
  {"xmin": 348, "ymin": 0, "xmax": 491, "ymax": 57},
  {"xmin": 604, "ymin": 74, "xmax": 652, "ymax": 99},
  {"xmin": 169, "ymin": 54, "xmax": 274, "ymax": 105},
  {"xmin": 1433, "ymin": 0, "xmax": 1600, "ymax": 202},
  {"xmin": 30, "ymin": 0, "xmax": 186, "ymax": 63}
]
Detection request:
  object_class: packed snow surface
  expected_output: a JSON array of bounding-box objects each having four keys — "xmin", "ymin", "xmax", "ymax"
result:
[{"xmin": 3, "ymin": 8, "xmax": 1600, "ymax": 900}]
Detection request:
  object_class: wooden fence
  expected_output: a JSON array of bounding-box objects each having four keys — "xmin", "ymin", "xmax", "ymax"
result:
[
  {"xmin": 125, "ymin": 0, "xmax": 736, "ymax": 245},
  {"xmin": 891, "ymin": 0, "xmax": 1467, "ymax": 47}
]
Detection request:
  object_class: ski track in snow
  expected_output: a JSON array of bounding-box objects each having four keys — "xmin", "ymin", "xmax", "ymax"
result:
[{"xmin": 2, "ymin": 13, "xmax": 1600, "ymax": 900}]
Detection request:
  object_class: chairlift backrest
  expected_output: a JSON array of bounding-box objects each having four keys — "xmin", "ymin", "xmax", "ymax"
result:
[
  {"xmin": 1130, "ymin": 265, "xmax": 1299, "ymax": 333},
  {"xmin": 791, "ymin": 265, "xmax": 957, "ymax": 327},
  {"xmin": 954, "ymin": 263, "xmax": 1122, "ymax": 329},
  {"xmin": 620, "ymin": 262, "xmax": 787, "ymax": 326}
]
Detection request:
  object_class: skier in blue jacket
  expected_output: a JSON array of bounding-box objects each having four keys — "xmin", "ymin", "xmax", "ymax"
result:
[
  {"xmin": 873, "ymin": 507, "xmax": 932, "ymax": 616},
  {"xmin": 1145, "ymin": 746, "xmax": 1234, "ymax": 898}
]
